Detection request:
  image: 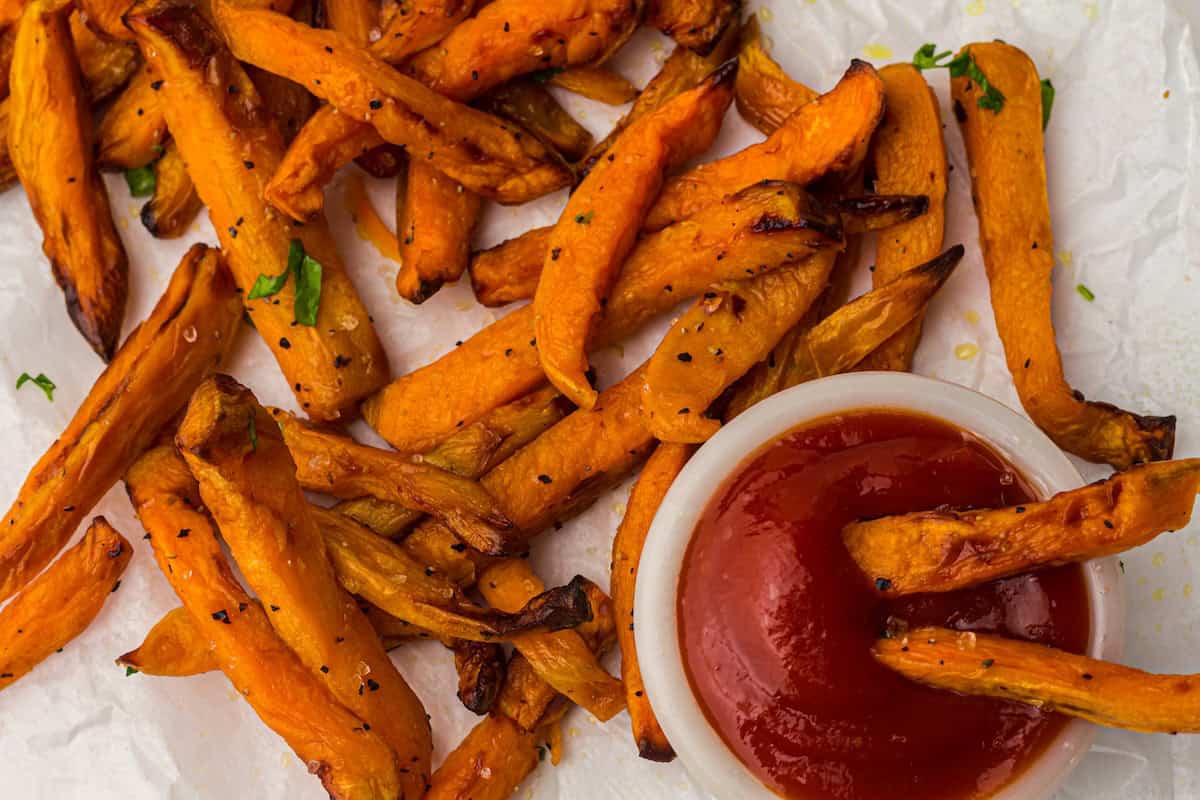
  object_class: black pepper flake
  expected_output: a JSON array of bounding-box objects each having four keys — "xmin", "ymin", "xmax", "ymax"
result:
[
  {"xmin": 67, "ymin": 176, "xmax": 76, "ymax": 183},
  {"xmin": 177, "ymin": 528, "xmax": 191, "ymax": 538},
  {"xmin": 150, "ymin": 80, "xmax": 164, "ymax": 90},
  {"xmin": 142, "ymin": 533, "xmax": 151, "ymax": 540},
  {"xmin": 901, "ymin": 646, "xmax": 909, "ymax": 652},
  {"xmin": 362, "ymin": 723, "xmax": 370, "ymax": 731},
  {"xmin": 111, "ymin": 580, "xmax": 122, "ymax": 593},
  {"xmin": 676, "ymin": 352, "xmax": 692, "ymax": 362},
  {"xmin": 1024, "ymin": 357, "xmax": 1031, "ymax": 368},
  {"xmin": 270, "ymin": 604, "xmax": 280, "ymax": 612},
  {"xmin": 703, "ymin": 292, "xmax": 717, "ymax": 299},
  {"xmin": 982, "ymin": 659, "xmax": 995, "ymax": 668},
  {"xmin": 0, "ymin": 673, "xmax": 11, "ymax": 678},
  {"xmin": 325, "ymin": 45, "xmax": 333, "ymax": 53},
  {"xmin": 358, "ymin": 685, "xmax": 364, "ymax": 696},
  {"xmin": 243, "ymin": 160, "xmax": 255, "ymax": 170},
  {"xmin": 137, "ymin": 108, "xmax": 144, "ymax": 116},
  {"xmin": 227, "ymin": 84, "xmax": 238, "ymax": 94},
  {"xmin": 1103, "ymin": 519, "xmax": 1115, "ymax": 529},
  {"xmin": 537, "ymin": 474, "xmax": 553, "ymax": 484},
  {"xmin": 238, "ymin": 602, "xmax": 248, "ymax": 612},
  {"xmin": 336, "ymin": 636, "xmax": 345, "ymax": 643},
  {"xmin": 1082, "ymin": 673, "xmax": 1093, "ymax": 680},
  {"xmin": 367, "ymin": 678, "xmax": 380, "ymax": 692},
  {"xmin": 228, "ymin": 226, "xmax": 238, "ymax": 238},
  {"xmin": 279, "ymin": 337, "xmax": 291, "ymax": 349},
  {"xmin": 212, "ymin": 609, "xmax": 230, "ymax": 624},
  {"xmin": 471, "ymin": 70, "xmax": 479, "ymax": 81},
  {"xmin": 1015, "ymin": 506, "xmax": 1026, "ymax": 513},
  {"xmin": 63, "ymin": 505, "xmax": 75, "ymax": 512},
  {"xmin": 529, "ymin": 338, "xmax": 537, "ymax": 347},
  {"xmin": 450, "ymin": 542, "xmax": 467, "ymax": 552},
  {"xmin": 875, "ymin": 577, "xmax": 892, "ymax": 591},
  {"xmin": 320, "ymin": 665, "xmax": 330, "ymax": 673},
  {"xmin": 424, "ymin": 566, "xmax": 434, "ymax": 576},
  {"xmin": 677, "ymin": 407, "xmax": 690, "ymax": 414},
  {"xmin": 334, "ymin": 354, "xmax": 351, "ymax": 368},
  {"xmin": 550, "ymin": 247, "xmax": 561, "ymax": 261},
  {"xmin": 369, "ymin": 99, "xmax": 383, "ymax": 109},
  {"xmin": 504, "ymin": 348, "xmax": 513, "ymax": 357},
  {"xmin": 503, "ymin": 21, "xmax": 509, "ymax": 31}
]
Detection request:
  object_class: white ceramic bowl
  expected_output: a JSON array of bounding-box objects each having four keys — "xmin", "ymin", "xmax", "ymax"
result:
[{"xmin": 635, "ymin": 372, "xmax": 1124, "ymax": 800}]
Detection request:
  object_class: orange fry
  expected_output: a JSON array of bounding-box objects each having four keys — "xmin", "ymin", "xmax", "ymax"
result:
[{"xmin": 118, "ymin": 606, "xmax": 218, "ymax": 677}]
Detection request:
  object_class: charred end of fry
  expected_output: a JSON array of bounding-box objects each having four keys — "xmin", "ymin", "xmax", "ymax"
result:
[
  {"xmin": 703, "ymin": 57, "xmax": 740, "ymax": 90},
  {"xmin": 495, "ymin": 574, "xmax": 593, "ymax": 636},
  {"xmin": 915, "ymin": 243, "xmax": 966, "ymax": 282},
  {"xmin": 637, "ymin": 735, "xmax": 677, "ymax": 763},
  {"xmin": 1127, "ymin": 409, "xmax": 1177, "ymax": 464},
  {"xmin": 451, "ymin": 639, "xmax": 506, "ymax": 715},
  {"xmin": 128, "ymin": 1, "xmax": 220, "ymax": 68},
  {"xmin": 176, "ymin": 374, "xmax": 260, "ymax": 462}
]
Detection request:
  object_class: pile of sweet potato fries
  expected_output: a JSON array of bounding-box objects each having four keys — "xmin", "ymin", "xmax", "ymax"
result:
[{"xmin": 0, "ymin": 0, "xmax": 1194, "ymax": 794}]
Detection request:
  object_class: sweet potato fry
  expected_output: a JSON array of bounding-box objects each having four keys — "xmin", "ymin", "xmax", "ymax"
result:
[
  {"xmin": 395, "ymin": 160, "xmax": 482, "ymax": 302},
  {"xmin": 549, "ymin": 65, "xmax": 638, "ymax": 105},
  {"xmin": 140, "ymin": 140, "xmax": 203, "ymax": 238},
  {"xmin": 724, "ymin": 245, "xmax": 965, "ymax": 419},
  {"xmin": 0, "ymin": 517, "xmax": 130, "ymax": 691},
  {"xmin": 856, "ymin": 63, "xmax": 947, "ymax": 371},
  {"xmin": 176, "ymin": 376, "xmax": 432, "ymax": 795},
  {"xmin": 0, "ymin": 100, "xmax": 15, "ymax": 190},
  {"xmin": 129, "ymin": 3, "xmax": 389, "ymax": 421},
  {"xmin": 876, "ymin": 626, "xmax": 1200, "ymax": 734},
  {"xmin": 314, "ymin": 506, "xmax": 594, "ymax": 641},
  {"xmin": 125, "ymin": 445, "xmax": 405, "ymax": 800},
  {"xmin": 642, "ymin": 255, "xmax": 835, "ymax": 442},
  {"xmin": 0, "ymin": 245, "xmax": 239, "ymax": 605},
  {"xmin": 10, "ymin": 0, "xmax": 128, "ymax": 360},
  {"xmin": 425, "ymin": 712, "xmax": 542, "ymax": 800},
  {"xmin": 214, "ymin": 1, "xmax": 572, "ymax": 205},
  {"xmin": 451, "ymin": 639, "xmax": 507, "ymax": 715},
  {"xmin": 647, "ymin": 0, "xmax": 735, "ymax": 55},
  {"xmin": 834, "ymin": 194, "xmax": 930, "ymax": 235},
  {"xmin": 468, "ymin": 228, "xmax": 552, "ymax": 306},
  {"xmin": 734, "ymin": 15, "xmax": 816, "ymax": 135},
  {"xmin": 953, "ymin": 42, "xmax": 1175, "ymax": 467},
  {"xmin": 96, "ymin": 65, "xmax": 167, "ymax": 171},
  {"xmin": 325, "ymin": 0, "xmax": 377, "ymax": 46},
  {"xmin": 645, "ymin": 59, "xmax": 884, "ymax": 231},
  {"xmin": 334, "ymin": 497, "xmax": 423, "ymax": 539},
  {"xmin": 271, "ymin": 407, "xmax": 517, "ymax": 554},
  {"xmin": 479, "ymin": 560, "xmax": 625, "ymax": 722},
  {"xmin": 535, "ymin": 61, "xmax": 736, "ymax": 408},
  {"xmin": 76, "ymin": 0, "xmax": 134, "ymax": 40},
  {"xmin": 0, "ymin": 0, "xmax": 21, "ymax": 28},
  {"xmin": 479, "ymin": 80, "xmax": 595, "ymax": 163},
  {"xmin": 368, "ymin": 180, "xmax": 842, "ymax": 450},
  {"xmin": 371, "ymin": 0, "xmax": 474, "ymax": 64},
  {"xmin": 401, "ymin": 521, "xmax": 489, "ymax": 586},
  {"xmin": 118, "ymin": 606, "xmax": 218, "ymax": 677},
  {"xmin": 845, "ymin": 458, "xmax": 1200, "ymax": 597},
  {"xmin": 69, "ymin": 10, "xmax": 139, "ymax": 101},
  {"xmin": 612, "ymin": 442, "xmax": 690, "ymax": 761},
  {"xmin": 249, "ymin": 65, "xmax": 317, "ymax": 145}
]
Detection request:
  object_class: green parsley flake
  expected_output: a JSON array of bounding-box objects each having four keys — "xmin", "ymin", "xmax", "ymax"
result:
[
  {"xmin": 124, "ymin": 166, "xmax": 156, "ymax": 197},
  {"xmin": 247, "ymin": 239, "xmax": 324, "ymax": 326},
  {"xmin": 912, "ymin": 43, "xmax": 953, "ymax": 70},
  {"xmin": 248, "ymin": 414, "xmax": 258, "ymax": 452},
  {"xmin": 913, "ymin": 44, "xmax": 1005, "ymax": 113},
  {"xmin": 16, "ymin": 372, "xmax": 55, "ymax": 401},
  {"xmin": 1040, "ymin": 78, "xmax": 1055, "ymax": 129},
  {"xmin": 1076, "ymin": 283, "xmax": 1095, "ymax": 302}
]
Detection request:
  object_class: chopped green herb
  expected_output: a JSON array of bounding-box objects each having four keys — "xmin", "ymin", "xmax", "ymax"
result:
[
  {"xmin": 530, "ymin": 67, "xmax": 564, "ymax": 83},
  {"xmin": 574, "ymin": 210, "xmax": 594, "ymax": 225},
  {"xmin": 247, "ymin": 266, "xmax": 289, "ymax": 300},
  {"xmin": 16, "ymin": 372, "xmax": 55, "ymax": 401},
  {"xmin": 1040, "ymin": 78, "xmax": 1055, "ymax": 129},
  {"xmin": 1076, "ymin": 283, "xmax": 1095, "ymax": 302},
  {"xmin": 247, "ymin": 239, "xmax": 324, "ymax": 326},
  {"xmin": 912, "ymin": 43, "xmax": 953, "ymax": 70},
  {"xmin": 124, "ymin": 165, "xmax": 156, "ymax": 197},
  {"xmin": 248, "ymin": 414, "xmax": 258, "ymax": 451},
  {"xmin": 125, "ymin": 666, "xmax": 139, "ymax": 676}
]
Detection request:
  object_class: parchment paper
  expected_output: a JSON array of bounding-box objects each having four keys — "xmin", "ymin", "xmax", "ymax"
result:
[{"xmin": 1, "ymin": 0, "xmax": 1198, "ymax": 797}]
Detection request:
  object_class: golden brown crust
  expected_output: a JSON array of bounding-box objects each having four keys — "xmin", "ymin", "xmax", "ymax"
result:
[
  {"xmin": 647, "ymin": 0, "xmax": 736, "ymax": 54},
  {"xmin": 140, "ymin": 139, "xmax": 203, "ymax": 238},
  {"xmin": 10, "ymin": 0, "xmax": 128, "ymax": 359},
  {"xmin": 175, "ymin": 375, "xmax": 432, "ymax": 796},
  {"xmin": 549, "ymin": 65, "xmax": 639, "ymax": 105},
  {"xmin": 478, "ymin": 79, "xmax": 595, "ymax": 163},
  {"xmin": 118, "ymin": 606, "xmax": 218, "ymax": 677},
  {"xmin": 371, "ymin": 0, "xmax": 475, "ymax": 64},
  {"xmin": 0, "ymin": 245, "xmax": 239, "ymax": 605},
  {"xmin": 129, "ymin": 3, "xmax": 390, "ymax": 421},
  {"xmin": 368, "ymin": 180, "xmax": 843, "ymax": 451},
  {"xmin": 845, "ymin": 458, "xmax": 1200, "ymax": 596},
  {"xmin": 395, "ymin": 160, "xmax": 482, "ymax": 303},
  {"xmin": 450, "ymin": 639, "xmax": 507, "ymax": 715},
  {"xmin": 324, "ymin": 0, "xmax": 377, "ymax": 46},
  {"xmin": 534, "ymin": 61, "xmax": 736, "ymax": 409},
  {"xmin": 876, "ymin": 626, "xmax": 1200, "ymax": 734},
  {"xmin": 953, "ymin": 42, "xmax": 1175, "ymax": 467},
  {"xmin": 733, "ymin": 15, "xmax": 816, "ymax": 135},
  {"xmin": 0, "ymin": 517, "xmax": 131, "ymax": 691},
  {"xmin": 96, "ymin": 64, "xmax": 168, "ymax": 170},
  {"xmin": 69, "ymin": 9, "xmax": 139, "ymax": 100},
  {"xmin": 125, "ymin": 445, "xmax": 404, "ymax": 800}
]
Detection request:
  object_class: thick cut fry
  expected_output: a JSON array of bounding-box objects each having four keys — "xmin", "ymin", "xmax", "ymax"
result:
[
  {"xmin": 534, "ymin": 61, "xmax": 736, "ymax": 409},
  {"xmin": 214, "ymin": 1, "xmax": 572, "ymax": 205},
  {"xmin": 369, "ymin": 180, "xmax": 842, "ymax": 450},
  {"xmin": 734, "ymin": 15, "xmax": 816, "ymax": 135},
  {"xmin": 10, "ymin": 0, "xmax": 128, "ymax": 360},
  {"xmin": 140, "ymin": 140, "xmax": 203, "ymax": 238},
  {"xmin": 479, "ymin": 80, "xmax": 594, "ymax": 163},
  {"xmin": 314, "ymin": 506, "xmax": 593, "ymax": 641},
  {"xmin": 129, "ymin": 4, "xmax": 389, "ymax": 421},
  {"xmin": 451, "ymin": 639, "xmax": 507, "ymax": 715},
  {"xmin": 96, "ymin": 65, "xmax": 167, "ymax": 171},
  {"xmin": 845, "ymin": 459, "xmax": 1200, "ymax": 596},
  {"xmin": 371, "ymin": 0, "xmax": 474, "ymax": 64},
  {"xmin": 582, "ymin": 22, "xmax": 739, "ymax": 174},
  {"xmin": 395, "ymin": 160, "xmax": 482, "ymax": 302},
  {"xmin": 877, "ymin": 626, "xmax": 1200, "ymax": 734},
  {"xmin": 325, "ymin": 0, "xmax": 377, "ymax": 46},
  {"xmin": 0, "ymin": 517, "xmax": 130, "ymax": 691},
  {"xmin": 0, "ymin": 245, "xmax": 239, "ymax": 605},
  {"xmin": 856, "ymin": 63, "xmax": 947, "ymax": 371},
  {"xmin": 426, "ymin": 713, "xmax": 542, "ymax": 800},
  {"xmin": 176, "ymin": 376, "xmax": 432, "ymax": 795},
  {"xmin": 70, "ymin": 10, "xmax": 139, "ymax": 101},
  {"xmin": 483, "ymin": 365, "xmax": 653, "ymax": 536},
  {"xmin": 119, "ymin": 607, "xmax": 218, "ymax": 677},
  {"xmin": 267, "ymin": 0, "xmax": 638, "ymax": 218},
  {"xmin": 953, "ymin": 42, "xmax": 1174, "ymax": 467},
  {"xmin": 612, "ymin": 442, "xmax": 690, "ymax": 761},
  {"xmin": 647, "ymin": 0, "xmax": 735, "ymax": 55},
  {"xmin": 479, "ymin": 560, "xmax": 625, "ymax": 722},
  {"xmin": 125, "ymin": 446, "xmax": 404, "ymax": 800},
  {"xmin": 271, "ymin": 407, "xmax": 517, "ymax": 554},
  {"xmin": 724, "ymin": 245, "xmax": 965, "ymax": 419},
  {"xmin": 645, "ymin": 59, "xmax": 884, "ymax": 231},
  {"xmin": 549, "ymin": 65, "xmax": 638, "ymax": 105},
  {"xmin": 468, "ymin": 227, "xmax": 552, "ymax": 306},
  {"xmin": 643, "ymin": 255, "xmax": 837, "ymax": 442}
]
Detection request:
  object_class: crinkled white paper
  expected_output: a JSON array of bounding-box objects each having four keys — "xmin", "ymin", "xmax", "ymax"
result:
[{"xmin": 1, "ymin": 0, "xmax": 1199, "ymax": 797}]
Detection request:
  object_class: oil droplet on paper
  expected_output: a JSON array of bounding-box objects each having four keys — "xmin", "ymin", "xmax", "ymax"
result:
[
  {"xmin": 757, "ymin": 6, "xmax": 773, "ymax": 21},
  {"xmin": 1184, "ymin": 584, "xmax": 1193, "ymax": 599},
  {"xmin": 966, "ymin": 0, "xmax": 985, "ymax": 16},
  {"xmin": 1152, "ymin": 587, "xmax": 1165, "ymax": 602},
  {"xmin": 954, "ymin": 343, "xmax": 979, "ymax": 360},
  {"xmin": 964, "ymin": 310, "xmax": 981, "ymax": 325},
  {"xmin": 863, "ymin": 43, "xmax": 893, "ymax": 60},
  {"xmin": 1056, "ymin": 250, "xmax": 1073, "ymax": 267},
  {"xmin": 1152, "ymin": 552, "xmax": 1166, "ymax": 568}
]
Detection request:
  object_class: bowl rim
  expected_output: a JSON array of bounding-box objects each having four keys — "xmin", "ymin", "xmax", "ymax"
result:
[{"xmin": 634, "ymin": 371, "xmax": 1125, "ymax": 800}]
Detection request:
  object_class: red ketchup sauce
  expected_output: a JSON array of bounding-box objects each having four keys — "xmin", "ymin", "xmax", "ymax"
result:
[{"xmin": 678, "ymin": 409, "xmax": 1091, "ymax": 800}]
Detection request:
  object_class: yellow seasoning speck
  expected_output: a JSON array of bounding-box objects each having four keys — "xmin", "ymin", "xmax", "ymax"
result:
[
  {"xmin": 1163, "ymin": 89, "xmax": 1171, "ymax": 99},
  {"xmin": 1184, "ymin": 584, "xmax": 1193, "ymax": 599},
  {"xmin": 1056, "ymin": 250, "xmax": 1073, "ymax": 267},
  {"xmin": 964, "ymin": 310, "xmax": 981, "ymax": 325},
  {"xmin": 1152, "ymin": 552, "xmax": 1167, "ymax": 568},
  {"xmin": 1152, "ymin": 587, "xmax": 1165, "ymax": 602},
  {"xmin": 863, "ymin": 43, "xmax": 893, "ymax": 60},
  {"xmin": 954, "ymin": 343, "xmax": 979, "ymax": 361},
  {"xmin": 966, "ymin": 0, "xmax": 985, "ymax": 15}
]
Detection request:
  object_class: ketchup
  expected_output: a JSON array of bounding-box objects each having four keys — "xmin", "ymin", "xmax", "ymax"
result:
[{"xmin": 678, "ymin": 409, "xmax": 1090, "ymax": 800}]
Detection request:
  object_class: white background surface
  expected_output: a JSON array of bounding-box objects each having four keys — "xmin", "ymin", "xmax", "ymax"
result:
[{"xmin": 0, "ymin": 0, "xmax": 1198, "ymax": 797}]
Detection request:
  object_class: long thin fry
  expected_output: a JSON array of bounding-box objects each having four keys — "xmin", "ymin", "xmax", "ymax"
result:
[
  {"xmin": 953, "ymin": 42, "xmax": 1174, "ymax": 468},
  {"xmin": 367, "ymin": 180, "xmax": 841, "ymax": 452},
  {"xmin": 0, "ymin": 245, "xmax": 239, "ymax": 605},
  {"xmin": 845, "ymin": 458, "xmax": 1200, "ymax": 596},
  {"xmin": 176, "ymin": 376, "xmax": 432, "ymax": 796},
  {"xmin": 0, "ymin": 517, "xmax": 131, "ymax": 691},
  {"xmin": 876, "ymin": 626, "xmax": 1200, "ymax": 734},
  {"xmin": 535, "ymin": 61, "xmax": 736, "ymax": 409},
  {"xmin": 125, "ymin": 445, "xmax": 404, "ymax": 800},
  {"xmin": 612, "ymin": 442, "xmax": 690, "ymax": 761},
  {"xmin": 10, "ymin": 0, "xmax": 128, "ymax": 359}
]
